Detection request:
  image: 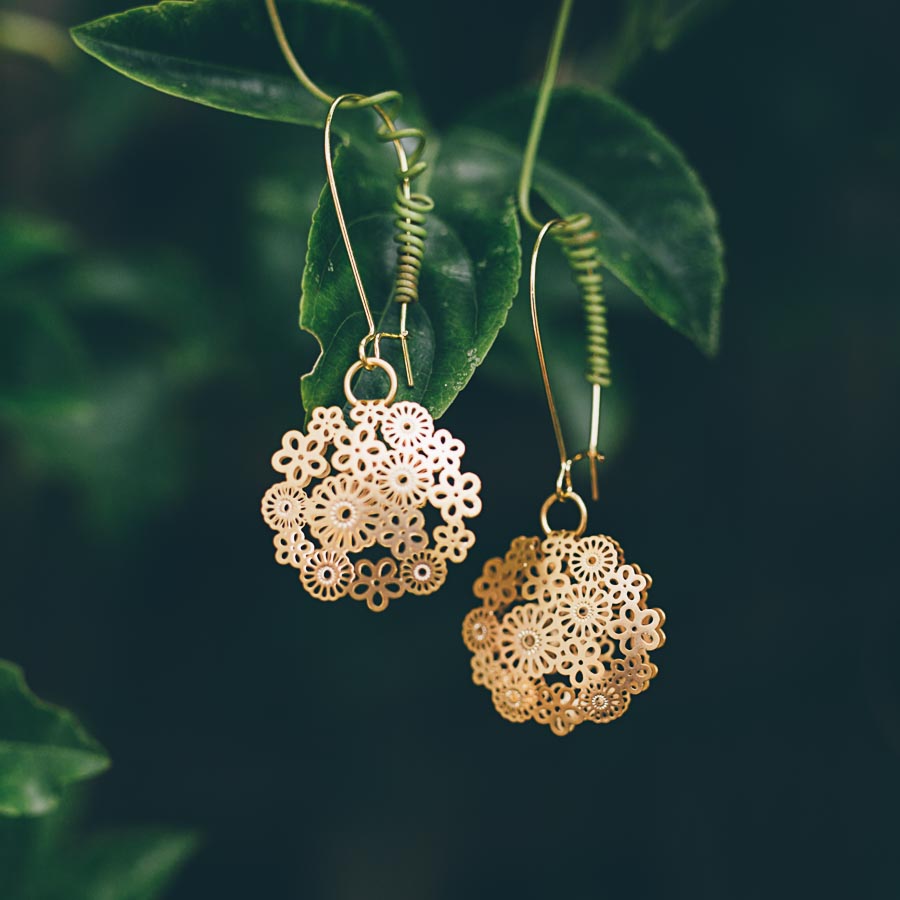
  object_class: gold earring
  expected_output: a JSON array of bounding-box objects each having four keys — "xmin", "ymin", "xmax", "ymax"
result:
[
  {"xmin": 260, "ymin": 94, "xmax": 481, "ymax": 611},
  {"xmin": 462, "ymin": 219, "xmax": 666, "ymax": 734}
]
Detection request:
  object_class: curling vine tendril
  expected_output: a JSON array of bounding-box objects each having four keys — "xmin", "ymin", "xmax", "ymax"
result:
[{"xmin": 265, "ymin": 0, "xmax": 432, "ymax": 307}]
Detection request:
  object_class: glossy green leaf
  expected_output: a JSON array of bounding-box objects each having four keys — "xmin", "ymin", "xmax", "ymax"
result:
[
  {"xmin": 71, "ymin": 0, "xmax": 417, "ymax": 127},
  {"xmin": 0, "ymin": 662, "xmax": 109, "ymax": 817},
  {"xmin": 299, "ymin": 136, "xmax": 521, "ymax": 418},
  {"xmin": 26, "ymin": 828, "xmax": 199, "ymax": 900},
  {"xmin": 461, "ymin": 87, "xmax": 725, "ymax": 355}
]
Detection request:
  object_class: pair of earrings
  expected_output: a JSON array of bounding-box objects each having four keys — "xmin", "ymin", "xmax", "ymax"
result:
[{"xmin": 259, "ymin": 96, "xmax": 665, "ymax": 735}]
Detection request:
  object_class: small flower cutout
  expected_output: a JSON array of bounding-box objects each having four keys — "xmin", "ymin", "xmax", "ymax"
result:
[{"xmin": 261, "ymin": 483, "xmax": 306, "ymax": 531}]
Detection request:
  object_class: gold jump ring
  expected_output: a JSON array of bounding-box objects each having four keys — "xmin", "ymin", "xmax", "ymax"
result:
[
  {"xmin": 540, "ymin": 490, "xmax": 588, "ymax": 538},
  {"xmin": 343, "ymin": 357, "xmax": 398, "ymax": 405}
]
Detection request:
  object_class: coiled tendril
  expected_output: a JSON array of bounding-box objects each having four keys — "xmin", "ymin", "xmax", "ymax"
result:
[
  {"xmin": 553, "ymin": 213, "xmax": 611, "ymax": 387},
  {"xmin": 374, "ymin": 114, "xmax": 434, "ymax": 305}
]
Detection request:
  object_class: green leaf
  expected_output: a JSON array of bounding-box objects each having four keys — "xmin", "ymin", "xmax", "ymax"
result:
[
  {"xmin": 71, "ymin": 0, "xmax": 418, "ymax": 127},
  {"xmin": 0, "ymin": 662, "xmax": 109, "ymax": 817},
  {"xmin": 299, "ymin": 135, "xmax": 521, "ymax": 417},
  {"xmin": 26, "ymin": 828, "xmax": 199, "ymax": 900},
  {"xmin": 461, "ymin": 87, "xmax": 725, "ymax": 355}
]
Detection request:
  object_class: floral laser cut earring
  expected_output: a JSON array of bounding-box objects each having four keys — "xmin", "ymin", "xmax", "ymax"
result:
[
  {"xmin": 462, "ymin": 220, "xmax": 666, "ymax": 734},
  {"xmin": 261, "ymin": 95, "xmax": 481, "ymax": 611}
]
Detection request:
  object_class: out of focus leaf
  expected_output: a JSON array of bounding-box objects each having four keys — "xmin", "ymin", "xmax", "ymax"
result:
[
  {"xmin": 26, "ymin": 827, "xmax": 199, "ymax": 900},
  {"xmin": 0, "ymin": 213, "xmax": 229, "ymax": 530},
  {"xmin": 0, "ymin": 662, "xmax": 109, "ymax": 818},
  {"xmin": 0, "ymin": 793, "xmax": 197, "ymax": 900}
]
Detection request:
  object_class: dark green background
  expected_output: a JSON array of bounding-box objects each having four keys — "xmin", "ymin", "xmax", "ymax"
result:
[{"xmin": 2, "ymin": 0, "xmax": 899, "ymax": 897}]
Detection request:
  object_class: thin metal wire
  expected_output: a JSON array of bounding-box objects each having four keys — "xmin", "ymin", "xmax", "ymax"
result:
[
  {"xmin": 530, "ymin": 219, "xmax": 569, "ymax": 473},
  {"xmin": 530, "ymin": 220, "xmax": 604, "ymax": 501},
  {"xmin": 324, "ymin": 95, "xmax": 415, "ymax": 385},
  {"xmin": 267, "ymin": 0, "xmax": 434, "ymax": 387}
]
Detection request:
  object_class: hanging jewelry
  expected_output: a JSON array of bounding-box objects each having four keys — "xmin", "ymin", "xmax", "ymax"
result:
[
  {"xmin": 261, "ymin": 94, "xmax": 481, "ymax": 611},
  {"xmin": 462, "ymin": 219, "xmax": 665, "ymax": 733}
]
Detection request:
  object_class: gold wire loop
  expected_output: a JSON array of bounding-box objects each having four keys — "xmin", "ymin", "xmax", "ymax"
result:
[
  {"xmin": 324, "ymin": 94, "xmax": 415, "ymax": 388},
  {"xmin": 530, "ymin": 220, "xmax": 605, "ymax": 502},
  {"xmin": 343, "ymin": 357, "xmax": 398, "ymax": 406},
  {"xmin": 539, "ymin": 491, "xmax": 588, "ymax": 538}
]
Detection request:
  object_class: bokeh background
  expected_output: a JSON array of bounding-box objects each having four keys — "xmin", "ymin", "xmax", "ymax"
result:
[{"xmin": 2, "ymin": 0, "xmax": 899, "ymax": 897}]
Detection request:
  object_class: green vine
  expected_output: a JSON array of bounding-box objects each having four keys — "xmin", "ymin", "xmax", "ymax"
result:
[{"xmin": 518, "ymin": 0, "xmax": 612, "ymax": 387}]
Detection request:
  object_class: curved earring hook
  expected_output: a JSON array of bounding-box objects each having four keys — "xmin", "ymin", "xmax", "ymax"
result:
[
  {"xmin": 530, "ymin": 220, "xmax": 604, "ymax": 502},
  {"xmin": 323, "ymin": 93, "xmax": 415, "ymax": 386}
]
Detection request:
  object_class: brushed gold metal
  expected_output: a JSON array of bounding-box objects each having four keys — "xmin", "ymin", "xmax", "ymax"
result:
[
  {"xmin": 463, "ymin": 531, "xmax": 665, "ymax": 734},
  {"xmin": 262, "ymin": 373, "xmax": 480, "ymax": 612}
]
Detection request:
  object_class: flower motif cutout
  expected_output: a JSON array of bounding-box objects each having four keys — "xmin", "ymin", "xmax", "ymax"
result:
[
  {"xmin": 429, "ymin": 468, "xmax": 482, "ymax": 520},
  {"xmin": 330, "ymin": 425, "xmax": 386, "ymax": 476},
  {"xmin": 578, "ymin": 677, "xmax": 630, "ymax": 723},
  {"xmin": 306, "ymin": 474, "xmax": 380, "ymax": 554},
  {"xmin": 372, "ymin": 450, "xmax": 433, "ymax": 507},
  {"xmin": 300, "ymin": 549, "xmax": 353, "ymax": 602},
  {"xmin": 605, "ymin": 564, "xmax": 651, "ymax": 606},
  {"xmin": 498, "ymin": 603, "xmax": 561, "ymax": 677},
  {"xmin": 382, "ymin": 401, "xmax": 434, "ymax": 450},
  {"xmin": 273, "ymin": 529, "xmax": 313, "ymax": 568},
  {"xmin": 569, "ymin": 535, "xmax": 620, "ymax": 585},
  {"xmin": 610, "ymin": 603, "xmax": 666, "ymax": 654},
  {"xmin": 462, "ymin": 607, "xmax": 499, "ymax": 654},
  {"xmin": 307, "ymin": 405, "xmax": 348, "ymax": 442},
  {"xmin": 541, "ymin": 532, "xmax": 578, "ymax": 561},
  {"xmin": 423, "ymin": 428, "xmax": 465, "ymax": 471},
  {"xmin": 534, "ymin": 683, "xmax": 583, "ymax": 736},
  {"xmin": 471, "ymin": 652, "xmax": 503, "ymax": 690},
  {"xmin": 557, "ymin": 583, "xmax": 613, "ymax": 639},
  {"xmin": 432, "ymin": 520, "xmax": 476, "ymax": 563},
  {"xmin": 376, "ymin": 507, "xmax": 429, "ymax": 560},
  {"xmin": 491, "ymin": 672, "xmax": 540, "ymax": 723},
  {"xmin": 473, "ymin": 558, "xmax": 518, "ymax": 611},
  {"xmin": 349, "ymin": 557, "xmax": 405, "ymax": 613},
  {"xmin": 271, "ymin": 431, "xmax": 328, "ymax": 486},
  {"xmin": 504, "ymin": 536, "xmax": 542, "ymax": 579},
  {"xmin": 261, "ymin": 483, "xmax": 307, "ymax": 531},
  {"xmin": 349, "ymin": 400, "xmax": 388, "ymax": 428},
  {"xmin": 521, "ymin": 555, "xmax": 571, "ymax": 605},
  {"xmin": 557, "ymin": 638, "xmax": 607, "ymax": 685},
  {"xmin": 400, "ymin": 549, "xmax": 447, "ymax": 595},
  {"xmin": 610, "ymin": 651, "xmax": 658, "ymax": 694}
]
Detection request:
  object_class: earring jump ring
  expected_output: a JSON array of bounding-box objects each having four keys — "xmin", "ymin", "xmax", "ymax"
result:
[
  {"xmin": 343, "ymin": 357, "xmax": 398, "ymax": 406},
  {"xmin": 540, "ymin": 490, "xmax": 588, "ymax": 538}
]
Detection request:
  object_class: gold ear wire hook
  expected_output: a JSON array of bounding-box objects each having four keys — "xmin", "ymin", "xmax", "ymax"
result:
[
  {"xmin": 323, "ymin": 94, "xmax": 414, "ymax": 387},
  {"xmin": 530, "ymin": 220, "xmax": 604, "ymax": 502}
]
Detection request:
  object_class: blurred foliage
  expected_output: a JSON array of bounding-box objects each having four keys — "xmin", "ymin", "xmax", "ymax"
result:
[
  {"xmin": 0, "ymin": 660, "xmax": 108, "ymax": 817},
  {"xmin": 0, "ymin": 793, "xmax": 197, "ymax": 900},
  {"xmin": 0, "ymin": 212, "xmax": 231, "ymax": 530}
]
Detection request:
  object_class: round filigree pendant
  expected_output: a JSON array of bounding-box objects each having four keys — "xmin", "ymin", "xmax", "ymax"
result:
[
  {"xmin": 261, "ymin": 395, "xmax": 480, "ymax": 611},
  {"xmin": 463, "ymin": 532, "xmax": 665, "ymax": 734}
]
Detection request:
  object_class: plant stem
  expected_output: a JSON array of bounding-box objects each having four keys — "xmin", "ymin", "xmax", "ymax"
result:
[
  {"xmin": 265, "ymin": 0, "xmax": 333, "ymax": 104},
  {"xmin": 518, "ymin": 0, "xmax": 574, "ymax": 232}
]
